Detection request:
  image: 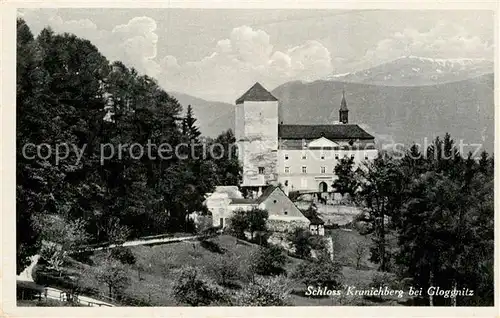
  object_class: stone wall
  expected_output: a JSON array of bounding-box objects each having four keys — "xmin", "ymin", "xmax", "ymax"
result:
[{"xmin": 266, "ymin": 219, "xmax": 309, "ymax": 233}]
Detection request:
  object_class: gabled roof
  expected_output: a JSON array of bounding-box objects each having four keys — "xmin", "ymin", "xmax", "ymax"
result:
[
  {"xmin": 235, "ymin": 82, "xmax": 278, "ymax": 104},
  {"xmin": 301, "ymin": 208, "xmax": 325, "ymax": 225},
  {"xmin": 278, "ymin": 124, "xmax": 374, "ymax": 140},
  {"xmin": 256, "ymin": 185, "xmax": 278, "ymax": 204},
  {"xmin": 307, "ymin": 136, "xmax": 340, "ymax": 149}
]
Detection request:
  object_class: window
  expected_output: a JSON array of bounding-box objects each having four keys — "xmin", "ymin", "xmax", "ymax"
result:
[
  {"xmin": 258, "ymin": 167, "xmax": 265, "ymax": 174},
  {"xmin": 364, "ymin": 155, "xmax": 369, "ymax": 160},
  {"xmin": 284, "ymin": 211, "xmax": 288, "ymax": 215},
  {"xmin": 302, "ymin": 153, "xmax": 307, "ymax": 160},
  {"xmin": 335, "ymin": 154, "xmax": 339, "ymax": 160},
  {"xmin": 321, "ymin": 166, "xmax": 326, "ymax": 174},
  {"xmin": 220, "ymin": 218, "xmax": 224, "ymax": 227},
  {"xmin": 320, "ymin": 153, "xmax": 325, "ymax": 160},
  {"xmin": 273, "ymin": 200, "xmax": 277, "ymax": 203},
  {"xmin": 302, "ymin": 166, "xmax": 307, "ymax": 174},
  {"xmin": 351, "ymin": 154, "xmax": 355, "ymax": 159},
  {"xmin": 284, "ymin": 154, "xmax": 289, "ymax": 160},
  {"xmin": 284, "ymin": 166, "xmax": 290, "ymax": 173}
]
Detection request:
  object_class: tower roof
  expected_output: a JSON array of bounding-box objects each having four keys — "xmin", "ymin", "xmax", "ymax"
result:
[
  {"xmin": 235, "ymin": 82, "xmax": 278, "ymax": 104},
  {"xmin": 340, "ymin": 89, "xmax": 348, "ymax": 111}
]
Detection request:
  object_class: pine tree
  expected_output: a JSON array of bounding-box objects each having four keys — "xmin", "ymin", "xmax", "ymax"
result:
[{"xmin": 182, "ymin": 105, "xmax": 201, "ymax": 142}]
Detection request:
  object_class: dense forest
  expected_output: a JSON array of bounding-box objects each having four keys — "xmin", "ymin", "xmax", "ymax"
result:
[
  {"xmin": 16, "ymin": 18, "xmax": 240, "ymax": 273},
  {"xmin": 333, "ymin": 136, "xmax": 494, "ymax": 306}
]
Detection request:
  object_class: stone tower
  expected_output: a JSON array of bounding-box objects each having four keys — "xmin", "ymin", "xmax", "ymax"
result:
[
  {"xmin": 339, "ymin": 89, "xmax": 349, "ymax": 124},
  {"xmin": 235, "ymin": 82, "xmax": 279, "ymax": 195}
]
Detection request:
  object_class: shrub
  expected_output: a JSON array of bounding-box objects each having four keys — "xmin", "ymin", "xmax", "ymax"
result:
[
  {"xmin": 236, "ymin": 275, "xmax": 292, "ymax": 306},
  {"xmin": 287, "ymin": 228, "xmax": 313, "ymax": 259},
  {"xmin": 204, "ymin": 253, "xmax": 247, "ymax": 287},
  {"xmin": 250, "ymin": 245, "xmax": 287, "ymax": 276},
  {"xmin": 172, "ymin": 267, "xmax": 229, "ymax": 306},
  {"xmin": 291, "ymin": 257, "xmax": 343, "ymax": 291},
  {"xmin": 110, "ymin": 247, "xmax": 136, "ymax": 265}
]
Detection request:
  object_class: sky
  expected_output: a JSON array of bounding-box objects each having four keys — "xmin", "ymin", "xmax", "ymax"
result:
[{"xmin": 18, "ymin": 9, "xmax": 494, "ymax": 103}]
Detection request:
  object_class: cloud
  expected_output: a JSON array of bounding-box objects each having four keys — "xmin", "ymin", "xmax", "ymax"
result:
[
  {"xmin": 19, "ymin": 10, "xmax": 160, "ymax": 77},
  {"xmin": 158, "ymin": 26, "xmax": 333, "ymax": 102},
  {"xmin": 19, "ymin": 11, "xmax": 333, "ymax": 102},
  {"xmin": 360, "ymin": 21, "xmax": 493, "ymax": 68}
]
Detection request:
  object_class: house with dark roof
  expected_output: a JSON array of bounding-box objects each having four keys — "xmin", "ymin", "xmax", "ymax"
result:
[
  {"xmin": 204, "ymin": 185, "xmax": 311, "ymax": 231},
  {"xmin": 234, "ymin": 83, "xmax": 378, "ymax": 195}
]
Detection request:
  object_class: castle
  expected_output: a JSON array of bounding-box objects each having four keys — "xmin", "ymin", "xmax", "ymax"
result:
[{"xmin": 234, "ymin": 82, "xmax": 378, "ymax": 197}]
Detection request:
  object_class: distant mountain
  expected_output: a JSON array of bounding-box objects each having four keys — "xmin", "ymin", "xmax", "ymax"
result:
[
  {"xmin": 329, "ymin": 56, "xmax": 493, "ymax": 86},
  {"xmin": 273, "ymin": 74, "xmax": 494, "ymax": 153},
  {"xmin": 169, "ymin": 91, "xmax": 235, "ymax": 137}
]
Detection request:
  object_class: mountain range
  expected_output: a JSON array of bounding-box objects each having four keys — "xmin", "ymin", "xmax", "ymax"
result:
[
  {"xmin": 329, "ymin": 56, "xmax": 493, "ymax": 87},
  {"xmin": 169, "ymin": 56, "xmax": 494, "ymax": 153}
]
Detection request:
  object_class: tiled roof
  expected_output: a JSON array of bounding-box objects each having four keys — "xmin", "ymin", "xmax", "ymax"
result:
[
  {"xmin": 235, "ymin": 82, "xmax": 278, "ymax": 104},
  {"xmin": 278, "ymin": 124, "xmax": 374, "ymax": 140},
  {"xmin": 229, "ymin": 198, "xmax": 256, "ymax": 205}
]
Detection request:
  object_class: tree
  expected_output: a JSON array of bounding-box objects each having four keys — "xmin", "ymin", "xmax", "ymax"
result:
[
  {"xmin": 209, "ymin": 129, "xmax": 242, "ymax": 185},
  {"xmin": 395, "ymin": 137, "xmax": 494, "ymax": 306},
  {"xmin": 204, "ymin": 253, "xmax": 247, "ymax": 287},
  {"xmin": 250, "ymin": 245, "xmax": 287, "ymax": 276},
  {"xmin": 247, "ymin": 208, "xmax": 268, "ymax": 241},
  {"xmin": 355, "ymin": 155, "xmax": 407, "ymax": 271},
  {"xmin": 182, "ymin": 105, "xmax": 201, "ymax": 142},
  {"xmin": 227, "ymin": 210, "xmax": 249, "ymax": 239},
  {"xmin": 287, "ymin": 227, "xmax": 313, "ymax": 259},
  {"xmin": 332, "ymin": 156, "xmax": 358, "ymax": 197},
  {"xmin": 351, "ymin": 239, "xmax": 368, "ymax": 270},
  {"xmin": 95, "ymin": 253, "xmax": 130, "ymax": 299}
]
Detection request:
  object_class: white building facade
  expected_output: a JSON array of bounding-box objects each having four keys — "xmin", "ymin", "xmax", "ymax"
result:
[{"xmin": 235, "ymin": 83, "xmax": 378, "ymax": 195}]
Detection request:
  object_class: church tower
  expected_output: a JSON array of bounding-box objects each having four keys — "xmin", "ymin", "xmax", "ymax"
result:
[
  {"xmin": 339, "ymin": 90, "xmax": 349, "ymax": 124},
  {"xmin": 235, "ymin": 83, "xmax": 279, "ymax": 194}
]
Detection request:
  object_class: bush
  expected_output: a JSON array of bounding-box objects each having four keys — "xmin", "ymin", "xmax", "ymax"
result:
[
  {"xmin": 250, "ymin": 245, "xmax": 287, "ymax": 276},
  {"xmin": 227, "ymin": 210, "xmax": 249, "ymax": 239},
  {"xmin": 110, "ymin": 247, "xmax": 136, "ymax": 265},
  {"xmin": 236, "ymin": 275, "xmax": 291, "ymax": 306},
  {"xmin": 287, "ymin": 228, "xmax": 313, "ymax": 259},
  {"xmin": 172, "ymin": 267, "xmax": 229, "ymax": 306},
  {"xmin": 291, "ymin": 258, "xmax": 343, "ymax": 292},
  {"xmin": 204, "ymin": 253, "xmax": 247, "ymax": 287}
]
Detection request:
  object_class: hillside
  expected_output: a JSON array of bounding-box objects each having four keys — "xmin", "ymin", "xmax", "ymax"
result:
[
  {"xmin": 329, "ymin": 56, "xmax": 493, "ymax": 86},
  {"xmin": 272, "ymin": 74, "xmax": 494, "ymax": 153},
  {"xmin": 34, "ymin": 234, "xmax": 399, "ymax": 306}
]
